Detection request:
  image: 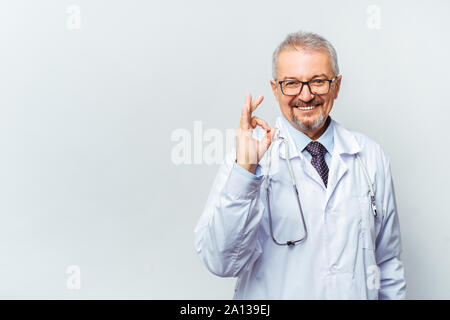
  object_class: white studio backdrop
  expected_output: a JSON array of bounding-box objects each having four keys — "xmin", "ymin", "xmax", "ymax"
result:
[{"xmin": 0, "ymin": 0, "xmax": 448, "ymax": 299}]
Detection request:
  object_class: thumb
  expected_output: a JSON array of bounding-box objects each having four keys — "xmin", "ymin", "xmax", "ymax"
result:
[
  {"xmin": 268, "ymin": 127, "xmax": 276, "ymax": 141},
  {"xmin": 259, "ymin": 127, "xmax": 276, "ymax": 153}
]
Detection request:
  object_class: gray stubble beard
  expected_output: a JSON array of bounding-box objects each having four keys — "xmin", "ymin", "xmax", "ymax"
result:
[{"xmin": 291, "ymin": 107, "xmax": 327, "ymax": 131}]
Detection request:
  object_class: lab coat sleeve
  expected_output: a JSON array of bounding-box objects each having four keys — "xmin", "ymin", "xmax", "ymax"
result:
[
  {"xmin": 375, "ymin": 155, "xmax": 407, "ymax": 299},
  {"xmin": 194, "ymin": 152, "xmax": 265, "ymax": 278}
]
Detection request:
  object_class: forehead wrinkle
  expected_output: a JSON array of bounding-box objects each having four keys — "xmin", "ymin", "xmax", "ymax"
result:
[
  {"xmin": 281, "ymin": 73, "xmax": 329, "ymax": 81},
  {"xmin": 277, "ymin": 50, "xmax": 334, "ymax": 80}
]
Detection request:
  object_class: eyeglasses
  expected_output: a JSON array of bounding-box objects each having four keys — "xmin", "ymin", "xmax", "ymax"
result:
[{"xmin": 278, "ymin": 76, "xmax": 338, "ymax": 96}]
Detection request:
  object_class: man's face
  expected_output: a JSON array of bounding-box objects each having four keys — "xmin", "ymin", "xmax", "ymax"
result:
[{"xmin": 270, "ymin": 48, "xmax": 342, "ymax": 138}]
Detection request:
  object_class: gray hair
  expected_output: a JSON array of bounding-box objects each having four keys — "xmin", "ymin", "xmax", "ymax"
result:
[{"xmin": 272, "ymin": 31, "xmax": 339, "ymax": 79}]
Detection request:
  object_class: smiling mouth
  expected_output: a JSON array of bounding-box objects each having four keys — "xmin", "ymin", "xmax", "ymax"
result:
[{"xmin": 296, "ymin": 103, "xmax": 322, "ymax": 111}]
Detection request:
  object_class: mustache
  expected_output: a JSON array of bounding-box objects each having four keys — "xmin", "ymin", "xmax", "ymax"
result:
[{"xmin": 290, "ymin": 98, "xmax": 324, "ymax": 108}]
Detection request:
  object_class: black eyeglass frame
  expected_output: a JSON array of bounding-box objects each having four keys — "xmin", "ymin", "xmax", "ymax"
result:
[{"xmin": 278, "ymin": 76, "xmax": 338, "ymax": 96}]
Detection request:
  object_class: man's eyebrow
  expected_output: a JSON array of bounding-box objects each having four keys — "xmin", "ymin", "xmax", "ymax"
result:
[
  {"xmin": 311, "ymin": 74, "xmax": 329, "ymax": 79},
  {"xmin": 281, "ymin": 74, "xmax": 329, "ymax": 80}
]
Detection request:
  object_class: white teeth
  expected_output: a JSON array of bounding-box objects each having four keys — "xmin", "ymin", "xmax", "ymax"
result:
[{"xmin": 298, "ymin": 105, "xmax": 317, "ymax": 110}]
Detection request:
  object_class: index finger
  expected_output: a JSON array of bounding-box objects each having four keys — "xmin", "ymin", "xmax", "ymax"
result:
[
  {"xmin": 250, "ymin": 95, "xmax": 264, "ymax": 113},
  {"xmin": 239, "ymin": 93, "xmax": 252, "ymax": 128}
]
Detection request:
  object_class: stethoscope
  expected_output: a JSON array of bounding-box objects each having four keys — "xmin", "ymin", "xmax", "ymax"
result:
[{"xmin": 263, "ymin": 132, "xmax": 378, "ymax": 246}]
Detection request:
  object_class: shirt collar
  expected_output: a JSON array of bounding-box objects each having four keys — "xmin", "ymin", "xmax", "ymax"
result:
[{"xmin": 280, "ymin": 113, "xmax": 334, "ymax": 155}]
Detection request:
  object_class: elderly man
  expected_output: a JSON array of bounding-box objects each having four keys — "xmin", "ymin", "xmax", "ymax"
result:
[{"xmin": 194, "ymin": 31, "xmax": 406, "ymax": 299}]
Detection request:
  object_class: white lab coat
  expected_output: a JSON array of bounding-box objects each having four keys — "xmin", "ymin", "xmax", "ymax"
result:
[{"xmin": 194, "ymin": 116, "xmax": 406, "ymax": 299}]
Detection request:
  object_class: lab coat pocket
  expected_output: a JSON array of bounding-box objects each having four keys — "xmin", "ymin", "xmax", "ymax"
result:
[{"xmin": 327, "ymin": 196, "xmax": 362, "ymax": 274}]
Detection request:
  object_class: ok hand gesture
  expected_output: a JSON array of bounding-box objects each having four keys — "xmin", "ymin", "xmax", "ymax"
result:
[{"xmin": 236, "ymin": 93, "xmax": 276, "ymax": 174}]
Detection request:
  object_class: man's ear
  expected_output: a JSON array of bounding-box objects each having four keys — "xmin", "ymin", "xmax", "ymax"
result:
[
  {"xmin": 270, "ymin": 80, "xmax": 279, "ymax": 103},
  {"xmin": 333, "ymin": 75, "xmax": 342, "ymax": 100}
]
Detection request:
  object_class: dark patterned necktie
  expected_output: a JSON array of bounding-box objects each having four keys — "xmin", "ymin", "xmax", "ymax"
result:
[{"xmin": 305, "ymin": 141, "xmax": 329, "ymax": 187}]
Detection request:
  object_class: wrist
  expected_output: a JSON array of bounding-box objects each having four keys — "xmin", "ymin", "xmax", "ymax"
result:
[{"xmin": 236, "ymin": 161, "xmax": 257, "ymax": 174}]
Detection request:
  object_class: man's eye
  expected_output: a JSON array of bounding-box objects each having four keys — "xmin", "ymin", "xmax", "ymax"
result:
[
  {"xmin": 285, "ymin": 81, "xmax": 299, "ymax": 87},
  {"xmin": 311, "ymin": 79, "xmax": 325, "ymax": 84}
]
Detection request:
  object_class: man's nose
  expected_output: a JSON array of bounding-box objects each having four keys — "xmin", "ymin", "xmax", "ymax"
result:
[{"xmin": 298, "ymin": 83, "xmax": 314, "ymax": 102}]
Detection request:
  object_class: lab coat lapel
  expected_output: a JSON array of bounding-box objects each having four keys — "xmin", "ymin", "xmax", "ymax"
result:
[
  {"xmin": 300, "ymin": 152, "xmax": 328, "ymax": 190},
  {"xmin": 326, "ymin": 150, "xmax": 348, "ymax": 204},
  {"xmin": 325, "ymin": 120, "xmax": 361, "ymax": 206}
]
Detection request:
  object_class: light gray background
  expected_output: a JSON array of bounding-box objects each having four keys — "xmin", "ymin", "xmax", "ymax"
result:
[{"xmin": 0, "ymin": 0, "xmax": 448, "ymax": 299}]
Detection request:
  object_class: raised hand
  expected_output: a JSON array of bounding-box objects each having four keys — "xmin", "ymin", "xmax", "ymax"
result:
[{"xmin": 236, "ymin": 93, "xmax": 276, "ymax": 174}]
